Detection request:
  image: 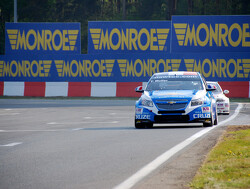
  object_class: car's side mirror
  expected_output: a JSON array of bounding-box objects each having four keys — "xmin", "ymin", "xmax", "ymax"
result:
[
  {"xmin": 135, "ymin": 86, "xmax": 144, "ymax": 93},
  {"xmin": 224, "ymin": 90, "xmax": 229, "ymax": 94}
]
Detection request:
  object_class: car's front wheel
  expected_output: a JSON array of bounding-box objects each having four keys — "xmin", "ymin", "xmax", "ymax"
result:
[
  {"xmin": 203, "ymin": 110, "xmax": 214, "ymax": 127},
  {"xmin": 135, "ymin": 120, "xmax": 153, "ymax": 129},
  {"xmin": 135, "ymin": 120, "xmax": 143, "ymax": 129},
  {"xmin": 203, "ymin": 120, "xmax": 213, "ymax": 127}
]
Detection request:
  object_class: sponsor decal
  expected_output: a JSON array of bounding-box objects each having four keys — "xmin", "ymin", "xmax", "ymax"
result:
[
  {"xmin": 135, "ymin": 108, "xmax": 143, "ymax": 114},
  {"xmin": 184, "ymin": 58, "xmax": 250, "ymax": 78},
  {"xmin": 7, "ymin": 29, "xmax": 79, "ymax": 51},
  {"xmin": 54, "ymin": 59, "xmax": 114, "ymax": 77},
  {"xmin": 0, "ymin": 60, "xmax": 51, "ymax": 77},
  {"xmin": 154, "ymin": 75, "xmax": 199, "ymax": 79},
  {"xmin": 89, "ymin": 28, "xmax": 169, "ymax": 51},
  {"xmin": 0, "ymin": 59, "xmax": 115, "ymax": 78},
  {"xmin": 193, "ymin": 114, "xmax": 211, "ymax": 119},
  {"xmin": 136, "ymin": 115, "xmax": 150, "ymax": 119},
  {"xmin": 194, "ymin": 111, "xmax": 202, "ymax": 114},
  {"xmin": 1, "ymin": 54, "xmax": 250, "ymax": 81},
  {"xmin": 167, "ymin": 101, "xmax": 176, "ymax": 104},
  {"xmin": 117, "ymin": 59, "xmax": 181, "ymax": 77},
  {"xmin": 173, "ymin": 22, "xmax": 250, "ymax": 48},
  {"xmin": 202, "ymin": 107, "xmax": 210, "ymax": 113},
  {"xmin": 164, "ymin": 93, "xmax": 182, "ymax": 96}
]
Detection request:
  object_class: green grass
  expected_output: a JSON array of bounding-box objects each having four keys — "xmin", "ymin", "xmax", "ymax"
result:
[
  {"xmin": 230, "ymin": 98, "xmax": 250, "ymax": 103},
  {"xmin": 189, "ymin": 126, "xmax": 250, "ymax": 189}
]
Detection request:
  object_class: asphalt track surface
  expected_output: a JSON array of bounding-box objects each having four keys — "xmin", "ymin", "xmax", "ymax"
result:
[{"xmin": 0, "ymin": 99, "xmax": 249, "ymax": 189}]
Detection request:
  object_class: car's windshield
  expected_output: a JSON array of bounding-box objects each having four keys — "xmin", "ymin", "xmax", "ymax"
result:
[
  {"xmin": 146, "ymin": 75, "xmax": 203, "ymax": 91},
  {"xmin": 209, "ymin": 83, "xmax": 222, "ymax": 93}
]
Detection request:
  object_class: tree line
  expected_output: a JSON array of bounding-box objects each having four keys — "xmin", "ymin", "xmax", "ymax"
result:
[{"xmin": 0, "ymin": 0, "xmax": 249, "ymax": 54}]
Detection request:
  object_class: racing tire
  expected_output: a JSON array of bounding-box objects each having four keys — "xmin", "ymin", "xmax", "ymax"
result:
[
  {"xmin": 135, "ymin": 121, "xmax": 144, "ymax": 129},
  {"xmin": 203, "ymin": 121, "xmax": 213, "ymax": 127},
  {"xmin": 214, "ymin": 111, "xmax": 218, "ymax": 125},
  {"xmin": 224, "ymin": 107, "xmax": 230, "ymax": 115},
  {"xmin": 134, "ymin": 120, "xmax": 153, "ymax": 129}
]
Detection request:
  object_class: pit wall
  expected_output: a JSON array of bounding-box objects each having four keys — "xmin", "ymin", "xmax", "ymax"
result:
[
  {"xmin": 1, "ymin": 16, "xmax": 250, "ymax": 98},
  {"xmin": 1, "ymin": 81, "xmax": 249, "ymax": 98}
]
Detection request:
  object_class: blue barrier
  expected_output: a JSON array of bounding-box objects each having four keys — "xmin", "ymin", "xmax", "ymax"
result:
[{"xmin": 1, "ymin": 52, "xmax": 249, "ymax": 82}]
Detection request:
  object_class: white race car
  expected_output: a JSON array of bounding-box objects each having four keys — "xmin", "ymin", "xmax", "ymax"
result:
[{"xmin": 207, "ymin": 81, "xmax": 230, "ymax": 115}]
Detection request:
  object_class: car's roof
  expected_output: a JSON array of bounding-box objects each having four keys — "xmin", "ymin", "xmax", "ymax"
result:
[{"xmin": 153, "ymin": 71, "xmax": 199, "ymax": 76}]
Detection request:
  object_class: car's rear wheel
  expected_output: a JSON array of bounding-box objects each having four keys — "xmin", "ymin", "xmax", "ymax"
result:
[
  {"xmin": 224, "ymin": 106, "xmax": 230, "ymax": 115},
  {"xmin": 214, "ymin": 111, "xmax": 218, "ymax": 125}
]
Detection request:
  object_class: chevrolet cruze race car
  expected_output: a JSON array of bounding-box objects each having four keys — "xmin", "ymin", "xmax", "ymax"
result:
[
  {"xmin": 135, "ymin": 71, "xmax": 218, "ymax": 128},
  {"xmin": 207, "ymin": 81, "xmax": 230, "ymax": 115}
]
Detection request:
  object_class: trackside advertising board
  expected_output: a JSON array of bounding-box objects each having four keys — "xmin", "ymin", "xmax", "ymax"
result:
[
  {"xmin": 172, "ymin": 15, "xmax": 250, "ymax": 52},
  {"xmin": 1, "ymin": 53, "xmax": 249, "ymax": 82},
  {"xmin": 88, "ymin": 21, "xmax": 171, "ymax": 54},
  {"xmin": 5, "ymin": 23, "xmax": 81, "ymax": 55}
]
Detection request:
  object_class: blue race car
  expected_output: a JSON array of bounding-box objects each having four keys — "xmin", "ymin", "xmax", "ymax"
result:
[{"xmin": 135, "ymin": 71, "xmax": 218, "ymax": 128}]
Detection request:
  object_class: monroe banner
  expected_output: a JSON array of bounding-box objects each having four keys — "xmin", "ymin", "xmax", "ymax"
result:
[{"xmin": 1, "ymin": 52, "xmax": 249, "ymax": 82}]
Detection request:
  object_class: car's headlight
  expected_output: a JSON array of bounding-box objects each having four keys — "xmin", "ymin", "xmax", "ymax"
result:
[
  {"xmin": 141, "ymin": 98, "xmax": 153, "ymax": 107},
  {"xmin": 191, "ymin": 98, "xmax": 203, "ymax": 106}
]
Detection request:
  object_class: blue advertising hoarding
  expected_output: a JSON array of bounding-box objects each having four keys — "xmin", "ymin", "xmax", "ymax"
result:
[
  {"xmin": 1, "ymin": 52, "xmax": 249, "ymax": 82},
  {"xmin": 171, "ymin": 15, "xmax": 250, "ymax": 52},
  {"xmin": 88, "ymin": 21, "xmax": 171, "ymax": 54},
  {"xmin": 5, "ymin": 22, "xmax": 81, "ymax": 55},
  {"xmin": 1, "ymin": 17, "xmax": 250, "ymax": 86}
]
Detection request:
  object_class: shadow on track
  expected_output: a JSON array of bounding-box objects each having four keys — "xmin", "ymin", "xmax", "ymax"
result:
[{"xmin": 82, "ymin": 124, "xmax": 203, "ymax": 131}]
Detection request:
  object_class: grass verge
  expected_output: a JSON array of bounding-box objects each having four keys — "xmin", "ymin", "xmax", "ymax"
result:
[
  {"xmin": 189, "ymin": 125, "xmax": 250, "ymax": 189},
  {"xmin": 230, "ymin": 98, "xmax": 250, "ymax": 103}
]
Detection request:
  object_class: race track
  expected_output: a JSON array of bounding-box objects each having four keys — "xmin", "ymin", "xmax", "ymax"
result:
[{"xmin": 0, "ymin": 99, "xmax": 249, "ymax": 189}]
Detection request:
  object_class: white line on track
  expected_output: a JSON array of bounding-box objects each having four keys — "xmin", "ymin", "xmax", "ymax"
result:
[
  {"xmin": 0, "ymin": 129, "xmax": 66, "ymax": 132},
  {"xmin": 0, "ymin": 142, "xmax": 22, "ymax": 147},
  {"xmin": 71, "ymin": 128, "xmax": 84, "ymax": 131},
  {"xmin": 81, "ymin": 117, "xmax": 129, "ymax": 119},
  {"xmin": 47, "ymin": 122, "xmax": 59, "ymax": 125},
  {"xmin": 113, "ymin": 103, "xmax": 243, "ymax": 189},
  {"xmin": 47, "ymin": 121, "xmax": 119, "ymax": 125},
  {"xmin": 0, "ymin": 113, "xmax": 20, "ymax": 116}
]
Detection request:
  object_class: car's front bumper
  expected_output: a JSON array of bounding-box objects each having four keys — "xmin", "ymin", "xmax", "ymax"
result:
[
  {"xmin": 135, "ymin": 105, "xmax": 212, "ymax": 124},
  {"xmin": 217, "ymin": 102, "xmax": 230, "ymax": 114}
]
